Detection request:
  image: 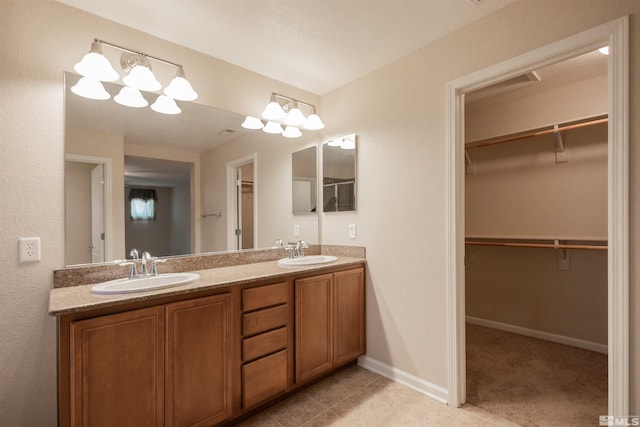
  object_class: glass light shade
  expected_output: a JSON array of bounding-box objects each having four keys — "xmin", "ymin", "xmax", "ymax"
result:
[
  {"xmin": 340, "ymin": 137, "xmax": 356, "ymax": 150},
  {"xmin": 70, "ymin": 77, "xmax": 110, "ymax": 100},
  {"xmin": 598, "ymin": 46, "xmax": 609, "ymax": 55},
  {"xmin": 282, "ymin": 126, "xmax": 302, "ymax": 138},
  {"xmin": 151, "ymin": 95, "xmax": 181, "ymax": 115},
  {"xmin": 328, "ymin": 138, "xmax": 343, "ymax": 147},
  {"xmin": 284, "ymin": 107, "xmax": 306, "ymax": 127},
  {"xmin": 261, "ymin": 101, "xmax": 286, "ymax": 121},
  {"xmin": 303, "ymin": 113, "xmax": 325, "ymax": 130},
  {"xmin": 123, "ymin": 65, "xmax": 162, "ymax": 92},
  {"xmin": 114, "ymin": 86, "xmax": 148, "ymax": 108},
  {"xmin": 262, "ymin": 121, "xmax": 283, "ymax": 134},
  {"xmin": 241, "ymin": 116, "xmax": 264, "ymax": 130},
  {"xmin": 74, "ymin": 42, "xmax": 119, "ymax": 82},
  {"xmin": 164, "ymin": 68, "xmax": 198, "ymax": 101}
]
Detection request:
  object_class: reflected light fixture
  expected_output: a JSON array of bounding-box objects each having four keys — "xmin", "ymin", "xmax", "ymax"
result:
[
  {"xmin": 282, "ymin": 126, "xmax": 302, "ymax": 138},
  {"xmin": 70, "ymin": 76, "xmax": 111, "ymax": 100},
  {"xmin": 241, "ymin": 116, "xmax": 264, "ymax": 130},
  {"xmin": 598, "ymin": 46, "xmax": 609, "ymax": 55},
  {"xmin": 114, "ymin": 86, "xmax": 148, "ymax": 108},
  {"xmin": 263, "ymin": 121, "xmax": 284, "ymax": 134},
  {"xmin": 151, "ymin": 95, "xmax": 181, "ymax": 115},
  {"xmin": 247, "ymin": 92, "xmax": 324, "ymax": 139},
  {"xmin": 71, "ymin": 38, "xmax": 198, "ymax": 115}
]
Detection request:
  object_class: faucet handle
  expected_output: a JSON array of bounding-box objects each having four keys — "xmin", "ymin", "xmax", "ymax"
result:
[
  {"xmin": 119, "ymin": 260, "xmax": 137, "ymax": 279},
  {"xmin": 129, "ymin": 248, "xmax": 139, "ymax": 260},
  {"xmin": 150, "ymin": 258, "xmax": 167, "ymax": 276},
  {"xmin": 273, "ymin": 238, "xmax": 284, "ymax": 248}
]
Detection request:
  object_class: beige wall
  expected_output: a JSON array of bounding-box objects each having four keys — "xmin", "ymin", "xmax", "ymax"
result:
[
  {"xmin": 0, "ymin": 1, "xmax": 317, "ymax": 424},
  {"xmin": 320, "ymin": 0, "xmax": 640, "ymax": 410},
  {"xmin": 1, "ymin": 1, "xmax": 639, "ymax": 424}
]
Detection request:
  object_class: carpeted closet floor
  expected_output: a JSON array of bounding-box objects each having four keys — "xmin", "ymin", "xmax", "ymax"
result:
[{"xmin": 466, "ymin": 323, "xmax": 607, "ymax": 427}]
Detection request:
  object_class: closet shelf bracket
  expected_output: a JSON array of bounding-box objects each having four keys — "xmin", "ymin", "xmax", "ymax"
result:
[
  {"xmin": 554, "ymin": 124, "xmax": 568, "ymax": 163},
  {"xmin": 465, "ymin": 151, "xmax": 475, "ymax": 174}
]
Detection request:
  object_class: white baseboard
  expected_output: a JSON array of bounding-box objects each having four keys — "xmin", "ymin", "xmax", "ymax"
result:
[
  {"xmin": 466, "ymin": 316, "xmax": 608, "ymax": 354},
  {"xmin": 357, "ymin": 356, "xmax": 449, "ymax": 404}
]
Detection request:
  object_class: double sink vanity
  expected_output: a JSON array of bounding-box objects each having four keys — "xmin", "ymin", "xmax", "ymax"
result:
[{"xmin": 49, "ymin": 245, "xmax": 366, "ymax": 426}]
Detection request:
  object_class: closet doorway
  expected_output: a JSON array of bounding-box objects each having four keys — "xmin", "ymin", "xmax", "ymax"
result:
[
  {"xmin": 446, "ymin": 17, "xmax": 629, "ymax": 418},
  {"xmin": 463, "ymin": 50, "xmax": 608, "ymax": 425}
]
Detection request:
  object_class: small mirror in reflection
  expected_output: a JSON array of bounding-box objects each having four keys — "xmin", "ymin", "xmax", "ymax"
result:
[
  {"xmin": 292, "ymin": 146, "xmax": 317, "ymax": 214},
  {"xmin": 322, "ymin": 134, "xmax": 356, "ymax": 212}
]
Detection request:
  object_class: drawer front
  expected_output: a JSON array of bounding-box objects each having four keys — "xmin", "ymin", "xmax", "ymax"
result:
[
  {"xmin": 242, "ymin": 304, "xmax": 288, "ymax": 337},
  {"xmin": 242, "ymin": 350, "xmax": 288, "ymax": 409},
  {"xmin": 243, "ymin": 327, "xmax": 287, "ymax": 362},
  {"xmin": 242, "ymin": 282, "xmax": 288, "ymax": 312}
]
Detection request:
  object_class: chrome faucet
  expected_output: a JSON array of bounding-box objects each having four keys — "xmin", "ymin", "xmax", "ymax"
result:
[
  {"xmin": 119, "ymin": 249, "xmax": 166, "ymax": 278},
  {"xmin": 296, "ymin": 240, "xmax": 309, "ymax": 257}
]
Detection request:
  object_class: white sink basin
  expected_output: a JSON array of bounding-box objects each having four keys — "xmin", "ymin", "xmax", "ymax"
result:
[
  {"xmin": 91, "ymin": 272, "xmax": 200, "ymax": 295},
  {"xmin": 277, "ymin": 255, "xmax": 338, "ymax": 267}
]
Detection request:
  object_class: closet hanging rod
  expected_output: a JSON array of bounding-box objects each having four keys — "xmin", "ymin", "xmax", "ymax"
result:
[
  {"xmin": 465, "ymin": 115, "xmax": 608, "ymax": 151},
  {"xmin": 465, "ymin": 240, "xmax": 607, "ymax": 251}
]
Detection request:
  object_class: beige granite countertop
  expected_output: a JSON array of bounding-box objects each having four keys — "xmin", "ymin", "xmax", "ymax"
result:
[{"xmin": 49, "ymin": 256, "xmax": 365, "ymax": 316}]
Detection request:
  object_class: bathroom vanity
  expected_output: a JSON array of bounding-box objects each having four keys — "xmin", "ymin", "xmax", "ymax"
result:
[{"xmin": 49, "ymin": 250, "xmax": 365, "ymax": 426}]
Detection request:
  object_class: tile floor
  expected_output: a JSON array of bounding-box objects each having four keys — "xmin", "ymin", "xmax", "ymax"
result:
[{"xmin": 237, "ymin": 365, "xmax": 520, "ymax": 426}]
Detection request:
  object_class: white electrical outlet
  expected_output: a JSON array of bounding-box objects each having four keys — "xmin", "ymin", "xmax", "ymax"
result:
[
  {"xmin": 19, "ymin": 237, "xmax": 41, "ymax": 262},
  {"xmin": 293, "ymin": 225, "xmax": 300, "ymax": 237},
  {"xmin": 348, "ymin": 224, "xmax": 357, "ymax": 239}
]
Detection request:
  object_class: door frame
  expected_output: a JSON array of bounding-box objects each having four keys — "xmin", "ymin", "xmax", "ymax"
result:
[
  {"xmin": 226, "ymin": 153, "xmax": 257, "ymax": 250},
  {"xmin": 445, "ymin": 17, "xmax": 629, "ymax": 415},
  {"xmin": 65, "ymin": 153, "xmax": 113, "ymax": 263}
]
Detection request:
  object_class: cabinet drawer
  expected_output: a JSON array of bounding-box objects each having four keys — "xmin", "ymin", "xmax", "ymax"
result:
[
  {"xmin": 242, "ymin": 350, "xmax": 288, "ymax": 408},
  {"xmin": 243, "ymin": 304, "xmax": 288, "ymax": 336},
  {"xmin": 243, "ymin": 327, "xmax": 287, "ymax": 362},
  {"xmin": 242, "ymin": 282, "xmax": 288, "ymax": 311}
]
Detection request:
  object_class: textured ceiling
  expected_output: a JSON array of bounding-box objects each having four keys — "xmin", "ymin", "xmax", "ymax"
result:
[{"xmin": 56, "ymin": 0, "xmax": 516, "ymax": 95}]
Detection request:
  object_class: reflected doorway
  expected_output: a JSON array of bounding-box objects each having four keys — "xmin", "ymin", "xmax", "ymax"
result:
[
  {"xmin": 64, "ymin": 154, "xmax": 112, "ymax": 265},
  {"xmin": 227, "ymin": 155, "xmax": 256, "ymax": 250}
]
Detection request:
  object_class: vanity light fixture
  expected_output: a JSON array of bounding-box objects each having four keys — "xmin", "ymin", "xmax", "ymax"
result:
[
  {"xmin": 244, "ymin": 93, "xmax": 324, "ymax": 139},
  {"xmin": 71, "ymin": 38, "xmax": 198, "ymax": 115}
]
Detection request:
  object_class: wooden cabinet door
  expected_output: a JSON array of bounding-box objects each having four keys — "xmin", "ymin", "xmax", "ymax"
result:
[
  {"xmin": 166, "ymin": 294, "xmax": 233, "ymax": 427},
  {"xmin": 295, "ymin": 273, "xmax": 333, "ymax": 382},
  {"xmin": 333, "ymin": 268, "xmax": 366, "ymax": 366},
  {"xmin": 70, "ymin": 306, "xmax": 165, "ymax": 427}
]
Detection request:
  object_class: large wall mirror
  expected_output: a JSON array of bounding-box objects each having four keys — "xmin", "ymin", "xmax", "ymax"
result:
[
  {"xmin": 322, "ymin": 134, "xmax": 356, "ymax": 212},
  {"xmin": 292, "ymin": 146, "xmax": 317, "ymax": 215},
  {"xmin": 64, "ymin": 71, "xmax": 319, "ymax": 266}
]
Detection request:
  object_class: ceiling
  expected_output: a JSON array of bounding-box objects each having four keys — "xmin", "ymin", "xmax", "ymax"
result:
[{"xmin": 56, "ymin": 0, "xmax": 517, "ymax": 95}]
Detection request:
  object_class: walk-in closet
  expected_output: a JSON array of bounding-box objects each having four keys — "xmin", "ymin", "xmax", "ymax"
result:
[{"xmin": 463, "ymin": 48, "xmax": 609, "ymax": 426}]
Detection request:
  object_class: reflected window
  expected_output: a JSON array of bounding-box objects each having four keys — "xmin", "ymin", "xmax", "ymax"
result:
[{"xmin": 129, "ymin": 188, "xmax": 157, "ymax": 220}]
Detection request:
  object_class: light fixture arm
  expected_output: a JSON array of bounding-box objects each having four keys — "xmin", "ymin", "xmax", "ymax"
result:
[
  {"xmin": 271, "ymin": 92, "xmax": 316, "ymax": 111},
  {"xmin": 94, "ymin": 38, "xmax": 184, "ymax": 69}
]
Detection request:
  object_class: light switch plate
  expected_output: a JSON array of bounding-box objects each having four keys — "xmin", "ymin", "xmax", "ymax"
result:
[
  {"xmin": 348, "ymin": 224, "xmax": 356, "ymax": 239},
  {"xmin": 293, "ymin": 225, "xmax": 300, "ymax": 237}
]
